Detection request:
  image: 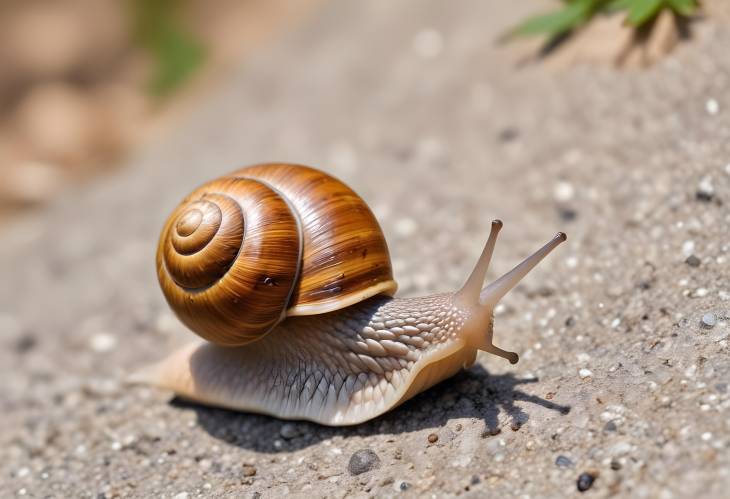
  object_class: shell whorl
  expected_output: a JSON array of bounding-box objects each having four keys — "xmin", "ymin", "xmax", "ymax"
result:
[{"xmin": 156, "ymin": 163, "xmax": 397, "ymax": 346}]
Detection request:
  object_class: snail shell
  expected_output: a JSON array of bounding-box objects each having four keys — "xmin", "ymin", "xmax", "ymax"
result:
[
  {"xmin": 157, "ymin": 163, "xmax": 397, "ymax": 346},
  {"xmin": 141, "ymin": 163, "xmax": 566, "ymax": 425}
]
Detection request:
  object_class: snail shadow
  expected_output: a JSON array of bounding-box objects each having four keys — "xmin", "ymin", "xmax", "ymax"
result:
[{"xmin": 171, "ymin": 365, "xmax": 570, "ymax": 453}]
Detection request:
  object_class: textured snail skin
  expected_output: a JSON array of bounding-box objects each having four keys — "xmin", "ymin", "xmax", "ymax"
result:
[
  {"xmin": 140, "ymin": 205, "xmax": 566, "ymax": 425},
  {"xmin": 140, "ymin": 294, "xmax": 482, "ymax": 425}
]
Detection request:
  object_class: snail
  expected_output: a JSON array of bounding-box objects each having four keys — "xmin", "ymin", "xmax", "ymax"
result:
[{"xmin": 138, "ymin": 163, "xmax": 566, "ymax": 426}]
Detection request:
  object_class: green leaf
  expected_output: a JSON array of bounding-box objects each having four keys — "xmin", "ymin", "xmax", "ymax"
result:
[
  {"xmin": 606, "ymin": 0, "xmax": 634, "ymax": 11},
  {"xmin": 625, "ymin": 0, "xmax": 664, "ymax": 26},
  {"xmin": 666, "ymin": 0, "xmax": 698, "ymax": 16},
  {"xmin": 130, "ymin": 0, "xmax": 207, "ymax": 97},
  {"xmin": 510, "ymin": 0, "xmax": 597, "ymax": 38}
]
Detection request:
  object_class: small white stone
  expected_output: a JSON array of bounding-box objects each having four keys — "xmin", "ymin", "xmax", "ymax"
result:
[
  {"xmin": 706, "ymin": 98, "xmax": 719, "ymax": 115},
  {"xmin": 173, "ymin": 493, "xmax": 189, "ymax": 499},
  {"xmin": 579, "ymin": 368, "xmax": 593, "ymax": 379},
  {"xmin": 394, "ymin": 217, "xmax": 418, "ymax": 237},
  {"xmin": 701, "ymin": 432, "xmax": 713, "ymax": 441},
  {"xmin": 553, "ymin": 181, "xmax": 575, "ymax": 202},
  {"xmin": 701, "ymin": 313, "xmax": 717, "ymax": 328},
  {"xmin": 694, "ymin": 288, "xmax": 709, "ymax": 297},
  {"xmin": 681, "ymin": 240, "xmax": 695, "ymax": 258},
  {"xmin": 413, "ymin": 28, "xmax": 443, "ymax": 59},
  {"xmin": 611, "ymin": 318, "xmax": 621, "ymax": 329},
  {"xmin": 697, "ymin": 176, "xmax": 714, "ymax": 198},
  {"xmin": 111, "ymin": 441, "xmax": 122, "ymax": 451},
  {"xmin": 89, "ymin": 333, "xmax": 116, "ymax": 353},
  {"xmin": 724, "ymin": 163, "xmax": 730, "ymax": 176},
  {"xmin": 565, "ymin": 256, "xmax": 578, "ymax": 269},
  {"xmin": 16, "ymin": 467, "xmax": 30, "ymax": 478}
]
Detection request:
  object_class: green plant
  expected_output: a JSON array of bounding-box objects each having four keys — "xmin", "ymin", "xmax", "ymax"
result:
[
  {"xmin": 130, "ymin": 0, "xmax": 206, "ymax": 97},
  {"xmin": 509, "ymin": 0, "xmax": 699, "ymax": 40}
]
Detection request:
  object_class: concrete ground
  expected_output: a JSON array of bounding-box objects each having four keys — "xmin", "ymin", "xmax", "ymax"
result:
[{"xmin": 1, "ymin": 0, "xmax": 729, "ymax": 497}]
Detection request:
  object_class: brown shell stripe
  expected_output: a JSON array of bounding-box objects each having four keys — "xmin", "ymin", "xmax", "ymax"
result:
[
  {"xmin": 157, "ymin": 177, "xmax": 301, "ymax": 345},
  {"xmin": 234, "ymin": 164, "xmax": 397, "ymax": 315}
]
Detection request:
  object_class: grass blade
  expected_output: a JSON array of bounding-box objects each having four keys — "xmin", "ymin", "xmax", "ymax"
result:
[{"xmin": 509, "ymin": 0, "xmax": 596, "ymax": 38}]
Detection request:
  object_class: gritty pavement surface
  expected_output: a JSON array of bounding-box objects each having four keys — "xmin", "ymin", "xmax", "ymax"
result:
[{"xmin": 2, "ymin": 1, "xmax": 730, "ymax": 498}]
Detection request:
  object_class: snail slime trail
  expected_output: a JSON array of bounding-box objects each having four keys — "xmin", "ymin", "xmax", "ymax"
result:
[{"xmin": 136, "ymin": 163, "xmax": 566, "ymax": 425}]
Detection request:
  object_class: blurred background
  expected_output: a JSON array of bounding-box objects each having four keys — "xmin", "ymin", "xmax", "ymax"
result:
[
  {"xmin": 2, "ymin": 1, "xmax": 730, "ymax": 497},
  {"xmin": 0, "ymin": 0, "xmax": 322, "ymax": 221}
]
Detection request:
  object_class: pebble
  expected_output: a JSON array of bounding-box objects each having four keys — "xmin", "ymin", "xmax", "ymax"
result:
[
  {"xmin": 603, "ymin": 421, "xmax": 618, "ymax": 433},
  {"xmin": 578, "ymin": 368, "xmax": 593, "ymax": 379},
  {"xmin": 696, "ymin": 176, "xmax": 715, "ymax": 201},
  {"xmin": 394, "ymin": 217, "xmax": 418, "ymax": 237},
  {"xmin": 427, "ymin": 433, "xmax": 438, "ymax": 444},
  {"xmin": 706, "ymin": 98, "xmax": 720, "ymax": 115},
  {"xmin": 576, "ymin": 472, "xmax": 596, "ymax": 492},
  {"xmin": 681, "ymin": 240, "xmax": 695, "ymax": 258},
  {"xmin": 173, "ymin": 493, "xmax": 189, "ymax": 499},
  {"xmin": 553, "ymin": 181, "xmax": 575, "ymax": 202},
  {"xmin": 685, "ymin": 255, "xmax": 701, "ymax": 267},
  {"xmin": 89, "ymin": 333, "xmax": 117, "ymax": 353},
  {"xmin": 242, "ymin": 464, "xmax": 257, "ymax": 477},
  {"xmin": 348, "ymin": 449, "xmax": 380, "ymax": 475},
  {"xmin": 555, "ymin": 455, "xmax": 574, "ymax": 468},
  {"xmin": 701, "ymin": 313, "xmax": 716, "ymax": 329},
  {"xmin": 14, "ymin": 335, "xmax": 37, "ymax": 354}
]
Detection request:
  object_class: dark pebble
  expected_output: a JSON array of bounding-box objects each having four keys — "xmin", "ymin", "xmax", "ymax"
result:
[
  {"xmin": 470, "ymin": 475, "xmax": 480, "ymax": 485},
  {"xmin": 427, "ymin": 433, "xmax": 438, "ymax": 444},
  {"xmin": 242, "ymin": 464, "xmax": 257, "ymax": 477},
  {"xmin": 498, "ymin": 127, "xmax": 519, "ymax": 142},
  {"xmin": 399, "ymin": 482, "xmax": 411, "ymax": 491},
  {"xmin": 696, "ymin": 190, "xmax": 713, "ymax": 202},
  {"xmin": 603, "ymin": 421, "xmax": 617, "ymax": 433},
  {"xmin": 685, "ymin": 255, "xmax": 701, "ymax": 267},
  {"xmin": 577, "ymin": 472, "xmax": 596, "ymax": 492},
  {"xmin": 14, "ymin": 334, "xmax": 37, "ymax": 354},
  {"xmin": 610, "ymin": 459, "xmax": 621, "ymax": 470},
  {"xmin": 558, "ymin": 207, "xmax": 578, "ymax": 222},
  {"xmin": 565, "ymin": 317, "xmax": 576, "ymax": 327},
  {"xmin": 555, "ymin": 455, "xmax": 574, "ymax": 468},
  {"xmin": 348, "ymin": 449, "xmax": 380, "ymax": 475}
]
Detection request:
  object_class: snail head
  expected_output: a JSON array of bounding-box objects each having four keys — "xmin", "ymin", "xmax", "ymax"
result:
[{"xmin": 454, "ymin": 220, "xmax": 567, "ymax": 364}]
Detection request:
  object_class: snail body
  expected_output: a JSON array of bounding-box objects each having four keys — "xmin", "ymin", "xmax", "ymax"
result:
[{"xmin": 141, "ymin": 163, "xmax": 566, "ymax": 426}]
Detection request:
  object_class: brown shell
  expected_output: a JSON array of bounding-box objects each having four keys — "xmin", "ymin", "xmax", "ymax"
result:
[{"xmin": 156, "ymin": 163, "xmax": 397, "ymax": 346}]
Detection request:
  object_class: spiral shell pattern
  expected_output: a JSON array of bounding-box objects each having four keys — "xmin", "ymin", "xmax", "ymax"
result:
[
  {"xmin": 158, "ymin": 176, "xmax": 301, "ymax": 345},
  {"xmin": 157, "ymin": 164, "xmax": 397, "ymax": 346}
]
